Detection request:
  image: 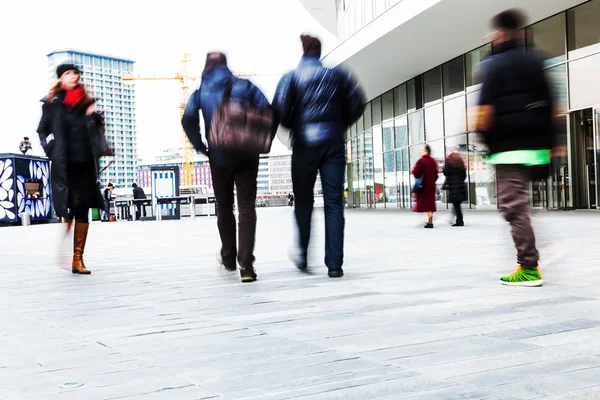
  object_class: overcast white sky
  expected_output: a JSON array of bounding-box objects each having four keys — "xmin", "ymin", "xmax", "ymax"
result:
[{"xmin": 0, "ymin": 0, "xmax": 336, "ymax": 162}]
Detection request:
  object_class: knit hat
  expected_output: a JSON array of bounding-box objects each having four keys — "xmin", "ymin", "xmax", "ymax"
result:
[
  {"xmin": 56, "ymin": 63, "xmax": 80, "ymax": 78},
  {"xmin": 300, "ymin": 35, "xmax": 321, "ymax": 56}
]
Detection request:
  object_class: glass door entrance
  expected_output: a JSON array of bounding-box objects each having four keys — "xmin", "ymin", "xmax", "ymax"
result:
[{"xmin": 570, "ymin": 109, "xmax": 597, "ymax": 209}]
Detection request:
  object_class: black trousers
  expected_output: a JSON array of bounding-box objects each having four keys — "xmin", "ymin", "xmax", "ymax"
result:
[
  {"xmin": 292, "ymin": 144, "xmax": 346, "ymax": 270},
  {"xmin": 210, "ymin": 158, "xmax": 259, "ymax": 268},
  {"xmin": 135, "ymin": 203, "xmax": 147, "ymax": 219},
  {"xmin": 452, "ymin": 201, "xmax": 464, "ymax": 224}
]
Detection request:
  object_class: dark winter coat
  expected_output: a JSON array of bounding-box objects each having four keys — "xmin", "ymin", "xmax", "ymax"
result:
[
  {"xmin": 181, "ymin": 65, "xmax": 272, "ymax": 167},
  {"xmin": 133, "ymin": 186, "xmax": 147, "ymax": 200},
  {"xmin": 443, "ymin": 154, "xmax": 467, "ymax": 203},
  {"xmin": 272, "ymin": 52, "xmax": 366, "ymax": 149},
  {"xmin": 412, "ymin": 155, "xmax": 439, "ymax": 212},
  {"xmin": 37, "ymin": 92, "xmax": 111, "ymax": 218},
  {"xmin": 478, "ymin": 40, "xmax": 555, "ymax": 155}
]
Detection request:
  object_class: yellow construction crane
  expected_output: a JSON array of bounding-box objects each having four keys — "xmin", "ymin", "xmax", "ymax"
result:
[
  {"xmin": 122, "ymin": 53, "xmax": 284, "ymax": 186},
  {"xmin": 122, "ymin": 53, "xmax": 196, "ymax": 186}
]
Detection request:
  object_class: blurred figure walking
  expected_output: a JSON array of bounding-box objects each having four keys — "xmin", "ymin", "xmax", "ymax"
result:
[
  {"xmin": 477, "ymin": 9, "xmax": 558, "ymax": 286},
  {"xmin": 273, "ymin": 35, "xmax": 365, "ymax": 278},
  {"xmin": 182, "ymin": 52, "xmax": 274, "ymax": 283},
  {"xmin": 443, "ymin": 149, "xmax": 467, "ymax": 227},
  {"xmin": 37, "ymin": 64, "xmax": 112, "ymax": 274}
]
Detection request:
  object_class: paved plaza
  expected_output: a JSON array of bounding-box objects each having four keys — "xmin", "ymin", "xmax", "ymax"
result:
[{"xmin": 2, "ymin": 206, "xmax": 600, "ymax": 399}]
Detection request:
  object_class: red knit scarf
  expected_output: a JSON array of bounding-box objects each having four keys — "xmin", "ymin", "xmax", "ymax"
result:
[{"xmin": 64, "ymin": 86, "xmax": 85, "ymax": 107}]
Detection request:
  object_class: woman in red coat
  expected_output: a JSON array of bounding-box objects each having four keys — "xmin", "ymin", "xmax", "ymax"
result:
[{"xmin": 412, "ymin": 145, "xmax": 439, "ymax": 228}]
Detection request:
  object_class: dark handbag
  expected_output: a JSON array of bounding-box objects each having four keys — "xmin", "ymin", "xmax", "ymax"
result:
[
  {"xmin": 209, "ymin": 80, "xmax": 276, "ymax": 154},
  {"xmin": 412, "ymin": 160, "xmax": 424, "ymax": 193}
]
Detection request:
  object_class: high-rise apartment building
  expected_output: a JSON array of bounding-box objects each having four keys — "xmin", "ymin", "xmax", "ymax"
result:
[{"xmin": 47, "ymin": 49, "xmax": 137, "ymax": 188}]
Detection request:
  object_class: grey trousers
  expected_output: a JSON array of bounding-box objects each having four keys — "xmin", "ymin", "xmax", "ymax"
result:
[{"xmin": 496, "ymin": 164, "xmax": 540, "ymax": 269}]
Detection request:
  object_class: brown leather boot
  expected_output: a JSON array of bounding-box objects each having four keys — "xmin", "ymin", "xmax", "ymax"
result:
[{"xmin": 72, "ymin": 222, "xmax": 91, "ymax": 274}]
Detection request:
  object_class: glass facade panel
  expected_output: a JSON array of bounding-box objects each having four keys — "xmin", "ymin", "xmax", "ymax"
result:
[
  {"xmin": 443, "ymin": 56, "xmax": 465, "ymax": 97},
  {"xmin": 382, "ymin": 90, "xmax": 394, "ymax": 121},
  {"xmin": 408, "ymin": 110, "xmax": 424, "ymax": 145},
  {"xmin": 364, "ymin": 129, "xmax": 373, "ymax": 158},
  {"xmin": 526, "ymin": 13, "xmax": 567, "ymax": 66},
  {"xmin": 425, "ymin": 103, "xmax": 444, "ymax": 141},
  {"xmin": 372, "ymin": 96, "xmax": 383, "ymax": 125},
  {"xmin": 394, "ymin": 84, "xmax": 407, "ymax": 116},
  {"xmin": 374, "ymin": 153, "xmax": 385, "ymax": 207},
  {"xmin": 396, "ymin": 148, "xmax": 410, "ymax": 208},
  {"xmin": 407, "ymin": 78, "xmax": 417, "ymax": 111},
  {"xmin": 372, "ymin": 126, "xmax": 383, "ymax": 156},
  {"xmin": 364, "ymin": 157, "xmax": 375, "ymax": 208},
  {"xmin": 568, "ymin": 53, "xmax": 600, "ymax": 110},
  {"xmin": 394, "ymin": 116, "xmax": 408, "ymax": 148},
  {"xmin": 466, "ymin": 44, "xmax": 491, "ymax": 88},
  {"xmin": 466, "ymin": 91, "xmax": 481, "ymax": 132},
  {"xmin": 468, "ymin": 132, "xmax": 496, "ymax": 209},
  {"xmin": 546, "ymin": 63, "xmax": 568, "ymax": 113},
  {"xmin": 384, "ymin": 151, "xmax": 397, "ymax": 207},
  {"xmin": 383, "ymin": 120, "xmax": 394, "ymax": 152},
  {"xmin": 444, "ymin": 96, "xmax": 467, "ymax": 136},
  {"xmin": 567, "ymin": 0, "xmax": 600, "ymax": 57},
  {"xmin": 423, "ymin": 66, "xmax": 442, "ymax": 104},
  {"xmin": 363, "ymin": 103, "xmax": 372, "ymax": 131}
]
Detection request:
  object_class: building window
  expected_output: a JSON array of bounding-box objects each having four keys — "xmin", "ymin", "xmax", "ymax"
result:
[
  {"xmin": 444, "ymin": 95, "xmax": 467, "ymax": 137},
  {"xmin": 372, "ymin": 96, "xmax": 383, "ymax": 125},
  {"xmin": 423, "ymin": 66, "xmax": 442, "ymax": 105},
  {"xmin": 393, "ymin": 83, "xmax": 407, "ymax": 117},
  {"xmin": 466, "ymin": 44, "xmax": 491, "ymax": 88},
  {"xmin": 443, "ymin": 56, "xmax": 465, "ymax": 97},
  {"xmin": 424, "ymin": 103, "xmax": 443, "ymax": 141},
  {"xmin": 382, "ymin": 90, "xmax": 394, "ymax": 122},
  {"xmin": 408, "ymin": 110, "xmax": 424, "ymax": 145},
  {"xmin": 567, "ymin": 0, "xmax": 600, "ymax": 58},
  {"xmin": 363, "ymin": 103, "xmax": 372, "ymax": 132},
  {"xmin": 526, "ymin": 13, "xmax": 567, "ymax": 66}
]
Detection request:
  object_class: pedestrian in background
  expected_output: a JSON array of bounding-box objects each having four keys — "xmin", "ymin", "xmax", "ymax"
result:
[
  {"xmin": 477, "ymin": 9, "xmax": 558, "ymax": 286},
  {"xmin": 37, "ymin": 64, "xmax": 112, "ymax": 274},
  {"xmin": 273, "ymin": 35, "xmax": 365, "ymax": 278},
  {"xmin": 412, "ymin": 145, "xmax": 439, "ymax": 228},
  {"xmin": 443, "ymin": 149, "xmax": 467, "ymax": 227}
]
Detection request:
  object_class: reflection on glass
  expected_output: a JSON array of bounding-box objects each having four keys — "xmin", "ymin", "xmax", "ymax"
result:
[
  {"xmin": 407, "ymin": 78, "xmax": 417, "ymax": 111},
  {"xmin": 384, "ymin": 151, "xmax": 397, "ymax": 207},
  {"xmin": 364, "ymin": 129, "xmax": 373, "ymax": 158},
  {"xmin": 567, "ymin": 0, "xmax": 600, "ymax": 57},
  {"xmin": 358, "ymin": 159, "xmax": 366, "ymax": 208},
  {"xmin": 372, "ymin": 96, "xmax": 383, "ymax": 126},
  {"xmin": 409, "ymin": 145, "xmax": 422, "ymax": 190},
  {"xmin": 372, "ymin": 125, "xmax": 383, "ymax": 155},
  {"xmin": 568, "ymin": 53, "xmax": 600, "ymax": 110},
  {"xmin": 408, "ymin": 110, "xmax": 425, "ymax": 145},
  {"xmin": 443, "ymin": 56, "xmax": 465, "ymax": 97},
  {"xmin": 394, "ymin": 84, "xmax": 407, "ymax": 117},
  {"xmin": 346, "ymin": 140, "xmax": 352, "ymax": 162},
  {"xmin": 364, "ymin": 157, "xmax": 375, "ymax": 208},
  {"xmin": 546, "ymin": 63, "xmax": 568, "ymax": 113},
  {"xmin": 363, "ymin": 103, "xmax": 372, "ymax": 131},
  {"xmin": 466, "ymin": 91, "xmax": 481, "ymax": 132},
  {"xmin": 425, "ymin": 103, "xmax": 444, "ymax": 141},
  {"xmin": 383, "ymin": 120, "xmax": 394, "ymax": 152},
  {"xmin": 351, "ymin": 136, "xmax": 358, "ymax": 160},
  {"xmin": 423, "ymin": 66, "xmax": 442, "ymax": 104},
  {"xmin": 396, "ymin": 148, "xmax": 410, "ymax": 208},
  {"xmin": 382, "ymin": 90, "xmax": 394, "ymax": 121},
  {"xmin": 357, "ymin": 131, "xmax": 365, "ymax": 158},
  {"xmin": 526, "ymin": 13, "xmax": 566, "ymax": 66},
  {"xmin": 374, "ymin": 153, "xmax": 385, "ymax": 208},
  {"xmin": 444, "ymin": 96, "xmax": 467, "ymax": 136},
  {"xmin": 467, "ymin": 132, "xmax": 497, "ymax": 209},
  {"xmin": 466, "ymin": 44, "xmax": 492, "ymax": 88},
  {"xmin": 395, "ymin": 116, "xmax": 408, "ymax": 148}
]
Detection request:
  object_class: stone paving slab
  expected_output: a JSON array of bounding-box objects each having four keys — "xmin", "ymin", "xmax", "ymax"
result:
[{"xmin": 2, "ymin": 207, "xmax": 600, "ymax": 399}]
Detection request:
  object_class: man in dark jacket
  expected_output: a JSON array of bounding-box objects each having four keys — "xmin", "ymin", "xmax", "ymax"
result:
[
  {"xmin": 273, "ymin": 35, "xmax": 365, "ymax": 278},
  {"xmin": 477, "ymin": 9, "xmax": 557, "ymax": 287},
  {"xmin": 181, "ymin": 52, "xmax": 271, "ymax": 283},
  {"xmin": 132, "ymin": 183, "xmax": 147, "ymax": 219},
  {"xmin": 102, "ymin": 183, "xmax": 114, "ymax": 221}
]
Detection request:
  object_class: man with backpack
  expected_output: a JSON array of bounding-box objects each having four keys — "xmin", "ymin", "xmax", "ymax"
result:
[
  {"xmin": 476, "ymin": 9, "xmax": 558, "ymax": 287},
  {"xmin": 182, "ymin": 52, "xmax": 274, "ymax": 283},
  {"xmin": 273, "ymin": 35, "xmax": 365, "ymax": 278}
]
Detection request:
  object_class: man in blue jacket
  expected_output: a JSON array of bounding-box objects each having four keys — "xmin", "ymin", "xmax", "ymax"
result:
[
  {"xmin": 273, "ymin": 35, "xmax": 365, "ymax": 278},
  {"xmin": 182, "ymin": 52, "xmax": 271, "ymax": 283}
]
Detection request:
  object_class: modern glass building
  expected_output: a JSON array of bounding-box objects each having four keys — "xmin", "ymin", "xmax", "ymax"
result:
[
  {"xmin": 300, "ymin": 0, "xmax": 600, "ymax": 210},
  {"xmin": 47, "ymin": 49, "xmax": 138, "ymax": 188}
]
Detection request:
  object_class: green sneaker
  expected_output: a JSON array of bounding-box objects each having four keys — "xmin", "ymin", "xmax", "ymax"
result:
[{"xmin": 501, "ymin": 266, "xmax": 543, "ymax": 287}]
